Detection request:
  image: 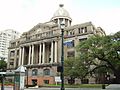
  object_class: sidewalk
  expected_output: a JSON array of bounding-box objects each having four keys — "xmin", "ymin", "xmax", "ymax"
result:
[
  {"xmin": 106, "ymin": 84, "xmax": 120, "ymax": 89},
  {"xmin": 24, "ymin": 85, "xmax": 120, "ymax": 90}
]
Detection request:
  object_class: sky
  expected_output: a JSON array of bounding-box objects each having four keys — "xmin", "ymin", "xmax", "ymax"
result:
[{"xmin": 0, "ymin": 0, "xmax": 120, "ymax": 35}]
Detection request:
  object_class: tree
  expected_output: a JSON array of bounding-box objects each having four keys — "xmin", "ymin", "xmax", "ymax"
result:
[
  {"xmin": 0, "ymin": 59, "xmax": 7, "ymax": 71},
  {"xmin": 77, "ymin": 31, "xmax": 120, "ymax": 83},
  {"xmin": 64, "ymin": 57, "xmax": 90, "ymax": 84},
  {"xmin": 0, "ymin": 59, "xmax": 7, "ymax": 84},
  {"xmin": 64, "ymin": 57, "xmax": 77, "ymax": 84}
]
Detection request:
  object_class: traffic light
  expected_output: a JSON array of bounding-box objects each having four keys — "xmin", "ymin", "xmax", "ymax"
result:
[{"xmin": 57, "ymin": 66, "xmax": 62, "ymax": 72}]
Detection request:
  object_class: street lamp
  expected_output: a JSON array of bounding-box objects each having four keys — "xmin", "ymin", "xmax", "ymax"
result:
[
  {"xmin": 60, "ymin": 21, "xmax": 65, "ymax": 90},
  {"xmin": 25, "ymin": 67, "xmax": 28, "ymax": 88}
]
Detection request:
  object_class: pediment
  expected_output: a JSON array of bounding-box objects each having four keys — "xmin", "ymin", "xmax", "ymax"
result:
[{"xmin": 27, "ymin": 21, "xmax": 57, "ymax": 36}]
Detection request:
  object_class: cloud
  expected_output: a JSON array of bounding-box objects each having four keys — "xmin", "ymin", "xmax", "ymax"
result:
[
  {"xmin": 0, "ymin": 0, "xmax": 120, "ymax": 35},
  {"xmin": 91, "ymin": 8, "xmax": 120, "ymax": 34}
]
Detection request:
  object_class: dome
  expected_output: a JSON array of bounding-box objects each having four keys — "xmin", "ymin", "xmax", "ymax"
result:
[{"xmin": 51, "ymin": 4, "xmax": 72, "ymax": 20}]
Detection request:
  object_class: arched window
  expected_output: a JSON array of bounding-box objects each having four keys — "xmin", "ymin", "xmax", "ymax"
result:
[
  {"xmin": 43, "ymin": 69, "xmax": 50, "ymax": 75},
  {"xmin": 32, "ymin": 69, "xmax": 38, "ymax": 76}
]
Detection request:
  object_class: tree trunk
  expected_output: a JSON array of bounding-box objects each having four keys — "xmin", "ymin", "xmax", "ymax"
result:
[
  {"xmin": 114, "ymin": 72, "xmax": 120, "ymax": 84},
  {"xmin": 68, "ymin": 77, "xmax": 75, "ymax": 85},
  {"xmin": 81, "ymin": 78, "xmax": 89, "ymax": 84}
]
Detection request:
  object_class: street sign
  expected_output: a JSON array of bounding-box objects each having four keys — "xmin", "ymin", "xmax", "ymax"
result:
[{"xmin": 55, "ymin": 76, "xmax": 61, "ymax": 82}]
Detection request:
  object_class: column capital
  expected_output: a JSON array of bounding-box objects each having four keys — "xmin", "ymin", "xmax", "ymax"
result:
[
  {"xmin": 29, "ymin": 44, "xmax": 32, "ymax": 46},
  {"xmin": 32, "ymin": 44, "xmax": 34, "ymax": 46},
  {"xmin": 19, "ymin": 46, "xmax": 22, "ymax": 48},
  {"xmin": 39, "ymin": 42, "xmax": 42, "ymax": 44},
  {"xmin": 54, "ymin": 40, "xmax": 58, "ymax": 42},
  {"xmin": 51, "ymin": 40, "xmax": 54, "ymax": 42},
  {"xmin": 42, "ymin": 41, "xmax": 46, "ymax": 43}
]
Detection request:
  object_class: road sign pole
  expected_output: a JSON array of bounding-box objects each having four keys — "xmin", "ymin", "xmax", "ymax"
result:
[{"xmin": 1, "ymin": 74, "xmax": 4, "ymax": 90}]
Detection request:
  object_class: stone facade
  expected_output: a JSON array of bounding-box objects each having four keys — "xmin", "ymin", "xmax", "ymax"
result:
[{"xmin": 7, "ymin": 4, "xmax": 105, "ymax": 85}]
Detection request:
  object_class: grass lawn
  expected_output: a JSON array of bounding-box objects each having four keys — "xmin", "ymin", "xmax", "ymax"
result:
[{"xmin": 43, "ymin": 84, "xmax": 107, "ymax": 88}]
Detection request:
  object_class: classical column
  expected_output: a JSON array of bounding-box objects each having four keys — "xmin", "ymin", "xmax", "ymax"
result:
[
  {"xmin": 68, "ymin": 20, "xmax": 70, "ymax": 26},
  {"xmin": 54, "ymin": 41, "xmax": 58, "ymax": 63},
  {"xmin": 42, "ymin": 42, "xmax": 45, "ymax": 63},
  {"xmin": 31, "ymin": 44, "xmax": 34, "ymax": 64},
  {"xmin": 14, "ymin": 49, "xmax": 17, "ymax": 68},
  {"xmin": 91, "ymin": 26, "xmax": 94, "ymax": 31},
  {"xmin": 39, "ymin": 43, "xmax": 42, "ymax": 64},
  {"xmin": 7, "ymin": 50, "xmax": 10, "ymax": 68},
  {"xmin": 51, "ymin": 41, "xmax": 54, "ymax": 63},
  {"xmin": 58, "ymin": 19, "xmax": 60, "ymax": 25},
  {"xmin": 19, "ymin": 47, "xmax": 22, "ymax": 66},
  {"xmin": 63, "ymin": 19, "xmax": 65, "ymax": 25},
  {"xmin": 22, "ymin": 47, "xmax": 24, "ymax": 65},
  {"xmin": 28, "ymin": 45, "xmax": 31, "ymax": 65}
]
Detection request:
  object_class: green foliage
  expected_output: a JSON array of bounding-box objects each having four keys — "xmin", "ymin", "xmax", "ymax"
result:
[
  {"xmin": 64, "ymin": 57, "xmax": 89, "ymax": 80},
  {"xmin": 43, "ymin": 84, "xmax": 105, "ymax": 88},
  {"xmin": 76, "ymin": 31, "xmax": 120, "ymax": 83},
  {"xmin": 64, "ymin": 57, "xmax": 77, "ymax": 79},
  {"xmin": 0, "ymin": 59, "xmax": 7, "ymax": 70},
  {"xmin": 64, "ymin": 31, "xmax": 120, "ymax": 83}
]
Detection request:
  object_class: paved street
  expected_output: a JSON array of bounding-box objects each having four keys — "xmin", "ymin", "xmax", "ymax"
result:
[
  {"xmin": 106, "ymin": 84, "xmax": 120, "ymax": 89},
  {"xmin": 0, "ymin": 86, "xmax": 13, "ymax": 90},
  {"xmin": 0, "ymin": 86, "xmax": 103, "ymax": 90},
  {"xmin": 24, "ymin": 84, "xmax": 120, "ymax": 90},
  {"xmin": 24, "ymin": 88, "xmax": 101, "ymax": 90},
  {"xmin": 1, "ymin": 84, "xmax": 120, "ymax": 90}
]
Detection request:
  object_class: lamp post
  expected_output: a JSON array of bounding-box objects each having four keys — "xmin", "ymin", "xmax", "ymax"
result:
[
  {"xmin": 26, "ymin": 69, "xmax": 28, "ymax": 88},
  {"xmin": 1, "ymin": 74, "xmax": 4, "ymax": 90},
  {"xmin": 60, "ymin": 21, "xmax": 65, "ymax": 90},
  {"xmin": 25, "ymin": 67, "xmax": 28, "ymax": 88},
  {"xmin": 0, "ymin": 69, "xmax": 6, "ymax": 90}
]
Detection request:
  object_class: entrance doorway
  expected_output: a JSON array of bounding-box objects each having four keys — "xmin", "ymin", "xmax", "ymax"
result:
[{"xmin": 32, "ymin": 79, "xmax": 37, "ymax": 86}]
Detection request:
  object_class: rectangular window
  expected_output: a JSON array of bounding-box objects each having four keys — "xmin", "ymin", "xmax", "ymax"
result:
[
  {"xmin": 70, "ymin": 31, "xmax": 72, "ymax": 35},
  {"xmin": 10, "ymin": 62, "xmax": 14, "ymax": 65},
  {"xmin": 81, "ymin": 27, "xmax": 84, "ymax": 33},
  {"xmin": 32, "ymin": 79, "xmax": 37, "ymax": 85},
  {"xmin": 67, "ymin": 51, "xmax": 75, "ymax": 57},
  {"xmin": 44, "ymin": 69, "xmax": 50, "ymax": 75},
  {"xmin": 79, "ymin": 38, "xmax": 87, "ymax": 42},
  {"xmin": 66, "ymin": 31, "xmax": 68, "ymax": 35},
  {"xmin": 10, "ymin": 51, "xmax": 15, "ymax": 57},
  {"xmin": 44, "ymin": 80, "xmax": 49, "ymax": 84},
  {"xmin": 17, "ymin": 50, "xmax": 19, "ymax": 55},
  {"xmin": 85, "ymin": 27, "xmax": 87, "ymax": 32},
  {"xmin": 78, "ymin": 28, "xmax": 81, "ymax": 33}
]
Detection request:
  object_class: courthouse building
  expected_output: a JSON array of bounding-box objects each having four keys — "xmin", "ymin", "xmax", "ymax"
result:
[{"xmin": 7, "ymin": 4, "xmax": 105, "ymax": 85}]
